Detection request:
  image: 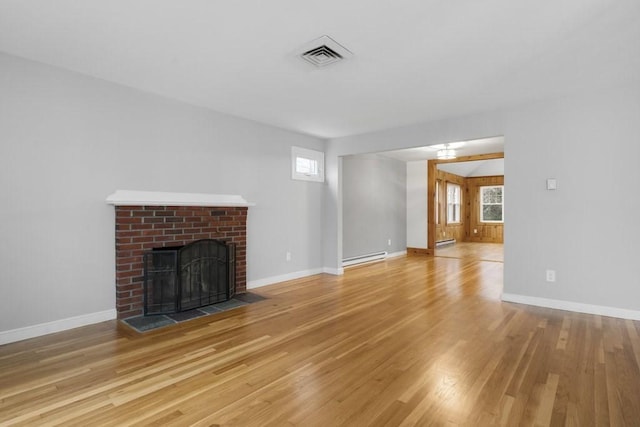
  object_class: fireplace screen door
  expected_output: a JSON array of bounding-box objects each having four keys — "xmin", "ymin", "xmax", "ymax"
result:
[{"xmin": 143, "ymin": 239, "xmax": 236, "ymax": 315}]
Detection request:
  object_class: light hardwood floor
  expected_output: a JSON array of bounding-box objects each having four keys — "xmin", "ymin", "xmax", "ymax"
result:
[
  {"xmin": 435, "ymin": 242, "xmax": 504, "ymax": 262},
  {"xmin": 1, "ymin": 256, "xmax": 639, "ymax": 426}
]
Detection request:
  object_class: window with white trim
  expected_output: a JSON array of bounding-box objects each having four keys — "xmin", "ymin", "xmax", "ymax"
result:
[
  {"xmin": 480, "ymin": 185, "xmax": 504, "ymax": 223},
  {"xmin": 291, "ymin": 146, "xmax": 324, "ymax": 182},
  {"xmin": 447, "ymin": 183, "xmax": 461, "ymax": 224}
]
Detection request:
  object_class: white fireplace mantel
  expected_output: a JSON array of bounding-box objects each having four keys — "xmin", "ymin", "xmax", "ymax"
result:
[{"xmin": 106, "ymin": 190, "xmax": 255, "ymax": 207}]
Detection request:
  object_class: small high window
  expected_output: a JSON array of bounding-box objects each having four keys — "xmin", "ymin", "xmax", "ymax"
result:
[
  {"xmin": 291, "ymin": 146, "xmax": 324, "ymax": 182},
  {"xmin": 480, "ymin": 185, "xmax": 504, "ymax": 223}
]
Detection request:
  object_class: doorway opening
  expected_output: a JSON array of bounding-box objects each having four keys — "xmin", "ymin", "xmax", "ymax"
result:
[{"xmin": 428, "ymin": 152, "xmax": 504, "ymax": 262}]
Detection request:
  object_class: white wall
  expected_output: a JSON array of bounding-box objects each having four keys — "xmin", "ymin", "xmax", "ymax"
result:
[
  {"xmin": 406, "ymin": 161, "xmax": 428, "ymax": 249},
  {"xmin": 325, "ymin": 81, "xmax": 640, "ymax": 317},
  {"xmin": 502, "ymin": 84, "xmax": 640, "ymax": 314},
  {"xmin": 0, "ymin": 52, "xmax": 325, "ymax": 335},
  {"xmin": 342, "ymin": 154, "xmax": 406, "ymax": 259}
]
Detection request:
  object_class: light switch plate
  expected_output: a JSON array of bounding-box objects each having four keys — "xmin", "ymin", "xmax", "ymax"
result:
[{"xmin": 546, "ymin": 179, "xmax": 557, "ymax": 190}]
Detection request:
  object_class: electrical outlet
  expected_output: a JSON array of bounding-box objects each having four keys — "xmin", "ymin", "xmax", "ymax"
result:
[
  {"xmin": 388, "ymin": 239, "xmax": 392, "ymax": 246},
  {"xmin": 286, "ymin": 251, "xmax": 291, "ymax": 261},
  {"xmin": 546, "ymin": 269, "xmax": 556, "ymax": 282}
]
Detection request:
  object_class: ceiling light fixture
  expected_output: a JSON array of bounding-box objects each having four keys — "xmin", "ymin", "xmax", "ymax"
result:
[{"xmin": 436, "ymin": 144, "xmax": 457, "ymax": 160}]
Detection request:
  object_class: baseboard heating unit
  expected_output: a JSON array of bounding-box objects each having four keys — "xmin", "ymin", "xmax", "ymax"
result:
[
  {"xmin": 435, "ymin": 239, "xmax": 456, "ymax": 247},
  {"xmin": 342, "ymin": 251, "xmax": 387, "ymax": 267}
]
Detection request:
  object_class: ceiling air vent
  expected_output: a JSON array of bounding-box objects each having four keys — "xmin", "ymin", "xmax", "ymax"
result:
[{"xmin": 296, "ymin": 35, "xmax": 353, "ymax": 68}]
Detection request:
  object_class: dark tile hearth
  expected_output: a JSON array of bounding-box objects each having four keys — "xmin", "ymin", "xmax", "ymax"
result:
[
  {"xmin": 122, "ymin": 292, "xmax": 265, "ymax": 333},
  {"xmin": 208, "ymin": 298, "xmax": 248, "ymax": 311},
  {"xmin": 234, "ymin": 292, "xmax": 267, "ymax": 303},
  {"xmin": 167, "ymin": 310, "xmax": 208, "ymax": 322}
]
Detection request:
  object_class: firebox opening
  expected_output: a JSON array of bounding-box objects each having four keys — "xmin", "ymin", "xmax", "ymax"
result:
[{"xmin": 143, "ymin": 239, "xmax": 236, "ymax": 316}]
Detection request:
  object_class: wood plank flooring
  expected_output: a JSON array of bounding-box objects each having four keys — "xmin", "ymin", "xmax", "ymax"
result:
[
  {"xmin": 435, "ymin": 242, "xmax": 504, "ymax": 262},
  {"xmin": 1, "ymin": 255, "xmax": 640, "ymax": 426}
]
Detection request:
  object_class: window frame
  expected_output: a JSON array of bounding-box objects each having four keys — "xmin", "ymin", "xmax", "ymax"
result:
[
  {"xmin": 479, "ymin": 185, "xmax": 504, "ymax": 223},
  {"xmin": 291, "ymin": 146, "xmax": 325, "ymax": 183},
  {"xmin": 446, "ymin": 182, "xmax": 461, "ymax": 224},
  {"xmin": 435, "ymin": 180, "xmax": 440, "ymax": 225}
]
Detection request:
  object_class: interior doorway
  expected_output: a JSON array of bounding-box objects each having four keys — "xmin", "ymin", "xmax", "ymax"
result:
[{"xmin": 428, "ymin": 152, "xmax": 504, "ymax": 262}]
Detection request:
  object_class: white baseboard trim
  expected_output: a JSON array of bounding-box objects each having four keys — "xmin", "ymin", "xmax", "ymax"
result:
[
  {"xmin": 247, "ymin": 268, "xmax": 325, "ymax": 289},
  {"xmin": 323, "ymin": 266, "xmax": 344, "ymax": 275},
  {"xmin": 342, "ymin": 250, "xmax": 406, "ymax": 268},
  {"xmin": 0, "ymin": 309, "xmax": 117, "ymax": 346},
  {"xmin": 342, "ymin": 251, "xmax": 387, "ymax": 267},
  {"xmin": 501, "ymin": 293, "xmax": 640, "ymax": 321},
  {"xmin": 386, "ymin": 251, "xmax": 406, "ymax": 259}
]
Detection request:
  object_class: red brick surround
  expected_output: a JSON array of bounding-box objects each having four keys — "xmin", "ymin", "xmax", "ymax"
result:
[{"xmin": 114, "ymin": 206, "xmax": 247, "ymax": 319}]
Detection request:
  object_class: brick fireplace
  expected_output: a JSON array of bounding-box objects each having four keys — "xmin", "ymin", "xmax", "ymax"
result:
[{"xmin": 106, "ymin": 191, "xmax": 253, "ymax": 319}]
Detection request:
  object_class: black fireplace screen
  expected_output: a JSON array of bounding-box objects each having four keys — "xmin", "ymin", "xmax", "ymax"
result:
[{"xmin": 143, "ymin": 239, "xmax": 236, "ymax": 315}]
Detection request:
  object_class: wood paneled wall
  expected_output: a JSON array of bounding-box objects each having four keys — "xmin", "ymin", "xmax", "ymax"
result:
[
  {"xmin": 465, "ymin": 175, "xmax": 504, "ymax": 243},
  {"xmin": 434, "ymin": 171, "xmax": 504, "ymax": 244}
]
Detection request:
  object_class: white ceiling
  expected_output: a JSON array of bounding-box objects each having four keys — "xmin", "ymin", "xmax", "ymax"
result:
[
  {"xmin": 437, "ymin": 159, "xmax": 504, "ymax": 178},
  {"xmin": 1, "ymin": 0, "xmax": 638, "ymax": 139},
  {"xmin": 379, "ymin": 136, "xmax": 504, "ymax": 162}
]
